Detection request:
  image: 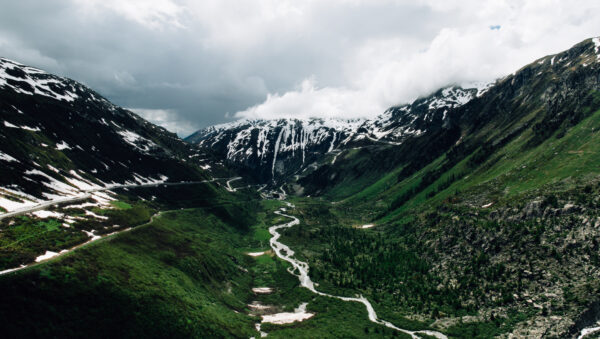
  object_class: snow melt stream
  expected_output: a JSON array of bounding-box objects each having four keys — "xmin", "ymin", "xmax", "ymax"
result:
[{"xmin": 268, "ymin": 208, "xmax": 447, "ymax": 339}]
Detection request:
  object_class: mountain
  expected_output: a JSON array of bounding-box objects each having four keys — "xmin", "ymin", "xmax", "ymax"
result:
[
  {"xmin": 0, "ymin": 57, "xmax": 231, "ymax": 215},
  {"xmin": 292, "ymin": 37, "xmax": 600, "ymax": 198},
  {"xmin": 185, "ymin": 84, "xmax": 490, "ymax": 183},
  {"xmin": 3, "ymin": 36, "xmax": 600, "ymax": 339},
  {"xmin": 189, "ymin": 36, "xmax": 600, "ymax": 337},
  {"xmin": 277, "ymin": 37, "xmax": 600, "ymax": 337}
]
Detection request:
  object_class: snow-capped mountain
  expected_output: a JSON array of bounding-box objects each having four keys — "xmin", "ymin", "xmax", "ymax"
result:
[
  {"xmin": 186, "ymin": 118, "xmax": 365, "ymax": 182},
  {"xmin": 363, "ymin": 84, "xmax": 492, "ymax": 142},
  {"xmin": 0, "ymin": 57, "xmax": 221, "ymax": 214},
  {"xmin": 186, "ymin": 84, "xmax": 491, "ymax": 182}
]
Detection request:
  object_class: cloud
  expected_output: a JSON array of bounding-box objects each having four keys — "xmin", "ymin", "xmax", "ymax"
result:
[
  {"xmin": 72, "ymin": 0, "xmax": 186, "ymax": 29},
  {"xmin": 236, "ymin": 0, "xmax": 600, "ymax": 120},
  {"xmin": 129, "ymin": 108, "xmax": 199, "ymax": 136},
  {"xmin": 1, "ymin": 0, "xmax": 600, "ymax": 132},
  {"xmin": 0, "ymin": 35, "xmax": 61, "ymax": 71},
  {"xmin": 235, "ymin": 78, "xmax": 379, "ymax": 119}
]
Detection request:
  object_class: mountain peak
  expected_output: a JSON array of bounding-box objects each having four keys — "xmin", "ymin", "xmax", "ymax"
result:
[{"xmin": 0, "ymin": 57, "xmax": 84, "ymax": 103}]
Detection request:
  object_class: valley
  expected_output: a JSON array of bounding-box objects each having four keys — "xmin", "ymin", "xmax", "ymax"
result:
[
  {"xmin": 267, "ymin": 204, "xmax": 447, "ymax": 339},
  {"xmin": 2, "ymin": 36, "xmax": 600, "ymax": 338}
]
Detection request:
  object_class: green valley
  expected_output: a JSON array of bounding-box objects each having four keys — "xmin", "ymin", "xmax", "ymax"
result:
[{"xmin": 2, "ymin": 16, "xmax": 600, "ymax": 339}]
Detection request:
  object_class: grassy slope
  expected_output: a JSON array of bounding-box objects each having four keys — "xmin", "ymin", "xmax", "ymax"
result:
[
  {"xmin": 275, "ymin": 100, "xmax": 600, "ymax": 338},
  {"xmin": 336, "ymin": 104, "xmax": 600, "ymax": 222},
  {"xmin": 0, "ymin": 191, "xmax": 419, "ymax": 339},
  {"xmin": 0, "ymin": 207, "xmax": 258, "ymax": 338}
]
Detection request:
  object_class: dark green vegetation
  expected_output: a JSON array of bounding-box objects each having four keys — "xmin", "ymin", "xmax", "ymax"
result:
[
  {"xmin": 0, "ymin": 180, "xmax": 263, "ymax": 271},
  {"xmin": 0, "ymin": 214, "xmax": 88, "ymax": 269},
  {"xmin": 0, "ymin": 206, "xmax": 257, "ymax": 338},
  {"xmin": 0, "ymin": 182, "xmax": 260, "ymax": 337},
  {"xmin": 0, "ymin": 192, "xmax": 420, "ymax": 339}
]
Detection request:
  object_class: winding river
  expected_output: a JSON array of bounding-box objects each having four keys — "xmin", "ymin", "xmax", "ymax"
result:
[{"xmin": 269, "ymin": 206, "xmax": 447, "ymax": 339}]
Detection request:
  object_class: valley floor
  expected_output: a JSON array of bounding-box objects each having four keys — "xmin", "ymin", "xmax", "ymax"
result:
[
  {"xmin": 0, "ymin": 186, "xmax": 445, "ymax": 338},
  {"xmin": 2, "ymin": 179, "xmax": 600, "ymax": 338}
]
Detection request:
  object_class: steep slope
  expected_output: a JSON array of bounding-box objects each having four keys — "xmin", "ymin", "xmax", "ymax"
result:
[
  {"xmin": 297, "ymin": 37, "xmax": 600, "ymax": 199},
  {"xmin": 0, "ymin": 57, "xmax": 228, "ymax": 215},
  {"xmin": 186, "ymin": 85, "xmax": 486, "ymax": 183},
  {"xmin": 278, "ymin": 37, "xmax": 600, "ymax": 337},
  {"xmin": 187, "ymin": 118, "xmax": 364, "ymax": 182}
]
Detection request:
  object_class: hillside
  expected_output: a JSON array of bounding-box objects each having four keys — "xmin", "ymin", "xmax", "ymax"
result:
[
  {"xmin": 0, "ymin": 57, "xmax": 246, "ymax": 277},
  {"xmin": 3, "ymin": 37, "xmax": 600, "ymax": 339},
  {"xmin": 0, "ymin": 56, "xmax": 233, "ymax": 215},
  {"xmin": 273, "ymin": 37, "xmax": 600, "ymax": 338},
  {"xmin": 0, "ymin": 58, "xmax": 269, "ymax": 338}
]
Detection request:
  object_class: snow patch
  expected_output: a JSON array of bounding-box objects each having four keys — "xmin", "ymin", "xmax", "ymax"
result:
[
  {"xmin": 252, "ymin": 287, "xmax": 273, "ymax": 294},
  {"xmin": 247, "ymin": 251, "xmax": 266, "ymax": 257},
  {"xmin": 56, "ymin": 141, "xmax": 71, "ymax": 150},
  {"xmin": 593, "ymin": 37, "xmax": 600, "ymax": 61},
  {"xmin": 3, "ymin": 121, "xmax": 18, "ymax": 128},
  {"xmin": 0, "ymin": 151, "xmax": 18, "ymax": 162},
  {"xmin": 0, "ymin": 57, "xmax": 79, "ymax": 102},
  {"xmin": 35, "ymin": 250, "xmax": 68, "ymax": 262},
  {"xmin": 0, "ymin": 192, "xmax": 39, "ymax": 212},
  {"xmin": 117, "ymin": 130, "xmax": 158, "ymax": 152},
  {"xmin": 3, "ymin": 121, "xmax": 40, "ymax": 131},
  {"xmin": 31, "ymin": 210, "xmax": 64, "ymax": 219},
  {"xmin": 84, "ymin": 210, "xmax": 109, "ymax": 220},
  {"xmin": 83, "ymin": 230, "xmax": 101, "ymax": 241},
  {"xmin": 261, "ymin": 303, "xmax": 314, "ymax": 324}
]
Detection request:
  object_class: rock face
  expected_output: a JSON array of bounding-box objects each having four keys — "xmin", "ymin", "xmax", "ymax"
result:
[
  {"xmin": 186, "ymin": 118, "xmax": 364, "ymax": 182},
  {"xmin": 186, "ymin": 85, "xmax": 485, "ymax": 183}
]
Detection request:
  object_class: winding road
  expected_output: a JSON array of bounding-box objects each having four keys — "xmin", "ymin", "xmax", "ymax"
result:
[
  {"xmin": 225, "ymin": 177, "xmax": 243, "ymax": 192},
  {"xmin": 0, "ymin": 211, "xmax": 163, "ymax": 276},
  {"xmin": 269, "ymin": 206, "xmax": 447, "ymax": 339},
  {"xmin": 0, "ymin": 177, "xmax": 232, "ymax": 221},
  {"xmin": 0, "ymin": 177, "xmax": 237, "ymax": 276}
]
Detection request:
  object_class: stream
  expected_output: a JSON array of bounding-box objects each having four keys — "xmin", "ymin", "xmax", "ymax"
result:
[{"xmin": 268, "ymin": 206, "xmax": 447, "ymax": 339}]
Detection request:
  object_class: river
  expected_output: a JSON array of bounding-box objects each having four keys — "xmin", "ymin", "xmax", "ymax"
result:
[{"xmin": 268, "ymin": 206, "xmax": 447, "ymax": 339}]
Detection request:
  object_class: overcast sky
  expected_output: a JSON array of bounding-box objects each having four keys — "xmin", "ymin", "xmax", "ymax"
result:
[{"xmin": 1, "ymin": 0, "xmax": 600, "ymax": 136}]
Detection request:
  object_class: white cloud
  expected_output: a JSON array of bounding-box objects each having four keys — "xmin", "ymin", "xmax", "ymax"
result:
[
  {"xmin": 72, "ymin": 0, "xmax": 186, "ymax": 29},
  {"xmin": 235, "ymin": 0, "xmax": 600, "ymax": 120},
  {"xmin": 128, "ymin": 108, "xmax": 198, "ymax": 136},
  {"xmin": 235, "ymin": 78, "xmax": 380, "ymax": 119}
]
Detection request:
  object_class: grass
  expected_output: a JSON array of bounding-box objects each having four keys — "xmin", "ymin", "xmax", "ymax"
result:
[
  {"xmin": 0, "ymin": 207, "xmax": 258, "ymax": 338},
  {"xmin": 0, "ymin": 215, "xmax": 88, "ymax": 268},
  {"xmin": 253, "ymin": 228, "xmax": 271, "ymax": 243},
  {"xmin": 110, "ymin": 200, "xmax": 132, "ymax": 209},
  {"xmin": 340, "ymin": 106, "xmax": 600, "ymax": 224},
  {"xmin": 0, "ymin": 195, "xmax": 425, "ymax": 338}
]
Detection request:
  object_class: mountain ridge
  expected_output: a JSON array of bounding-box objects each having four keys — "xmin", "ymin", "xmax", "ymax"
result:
[
  {"xmin": 185, "ymin": 83, "xmax": 489, "ymax": 183},
  {"xmin": 0, "ymin": 56, "xmax": 233, "ymax": 215}
]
